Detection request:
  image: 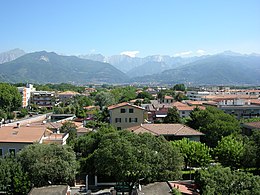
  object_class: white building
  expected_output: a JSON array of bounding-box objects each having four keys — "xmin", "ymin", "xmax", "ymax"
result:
[{"xmin": 17, "ymin": 84, "xmax": 35, "ymax": 108}]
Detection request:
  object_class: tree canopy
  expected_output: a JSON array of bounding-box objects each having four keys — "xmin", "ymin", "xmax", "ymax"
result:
[
  {"xmin": 163, "ymin": 107, "xmax": 181, "ymax": 124},
  {"xmin": 0, "ymin": 83, "xmax": 22, "ymax": 112},
  {"xmin": 187, "ymin": 106, "xmax": 241, "ymax": 147},
  {"xmin": 195, "ymin": 165, "xmax": 260, "ymax": 194},
  {"xmin": 171, "ymin": 138, "xmax": 211, "ymax": 169},
  {"xmin": 18, "ymin": 144, "xmax": 78, "ymax": 187}
]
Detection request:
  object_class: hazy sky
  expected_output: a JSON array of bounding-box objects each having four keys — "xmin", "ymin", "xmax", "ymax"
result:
[{"xmin": 1, "ymin": 0, "xmax": 260, "ymax": 57}]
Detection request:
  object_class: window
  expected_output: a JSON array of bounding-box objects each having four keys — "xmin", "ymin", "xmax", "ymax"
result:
[
  {"xmin": 115, "ymin": 118, "xmax": 121, "ymax": 123},
  {"xmin": 9, "ymin": 148, "xmax": 16, "ymax": 156},
  {"xmin": 125, "ymin": 118, "xmax": 127, "ymax": 122},
  {"xmin": 182, "ymin": 111, "xmax": 185, "ymax": 114},
  {"xmin": 120, "ymin": 108, "xmax": 126, "ymax": 113},
  {"xmin": 129, "ymin": 118, "xmax": 138, "ymax": 123},
  {"xmin": 0, "ymin": 149, "xmax": 3, "ymax": 157},
  {"xmin": 117, "ymin": 127, "xmax": 122, "ymax": 130},
  {"xmin": 129, "ymin": 108, "xmax": 134, "ymax": 113}
]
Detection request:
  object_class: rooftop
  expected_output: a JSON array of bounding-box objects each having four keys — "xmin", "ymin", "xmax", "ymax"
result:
[
  {"xmin": 128, "ymin": 124, "xmax": 204, "ymax": 136},
  {"xmin": 108, "ymin": 102, "xmax": 144, "ymax": 110},
  {"xmin": 0, "ymin": 125, "xmax": 46, "ymax": 143}
]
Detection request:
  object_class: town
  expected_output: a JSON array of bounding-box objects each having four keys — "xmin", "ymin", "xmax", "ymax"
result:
[{"xmin": 0, "ymin": 82, "xmax": 260, "ymax": 194}]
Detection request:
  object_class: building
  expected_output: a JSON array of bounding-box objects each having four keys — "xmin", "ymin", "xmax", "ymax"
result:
[
  {"xmin": 17, "ymin": 84, "xmax": 35, "ymax": 108},
  {"xmin": 28, "ymin": 185, "xmax": 71, "ymax": 195},
  {"xmin": 161, "ymin": 95, "xmax": 174, "ymax": 104},
  {"xmin": 128, "ymin": 124, "xmax": 204, "ymax": 141},
  {"xmin": 186, "ymin": 91, "xmax": 210, "ymax": 101},
  {"xmin": 58, "ymin": 91, "xmax": 80, "ymax": 103},
  {"xmin": 172, "ymin": 102, "xmax": 205, "ymax": 118},
  {"xmin": 241, "ymin": 121, "xmax": 260, "ymax": 135},
  {"xmin": 108, "ymin": 102, "xmax": 145, "ymax": 130},
  {"xmin": 31, "ymin": 91, "xmax": 58, "ymax": 108},
  {"xmin": 0, "ymin": 123, "xmax": 68, "ymax": 157}
]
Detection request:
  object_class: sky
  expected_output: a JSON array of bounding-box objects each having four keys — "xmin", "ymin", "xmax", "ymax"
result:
[{"xmin": 1, "ymin": 0, "xmax": 260, "ymax": 57}]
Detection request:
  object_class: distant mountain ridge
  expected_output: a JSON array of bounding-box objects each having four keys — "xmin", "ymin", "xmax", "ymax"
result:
[
  {"xmin": 0, "ymin": 48, "xmax": 26, "ymax": 64},
  {"xmin": 0, "ymin": 51, "xmax": 127, "ymax": 84},
  {"xmin": 132, "ymin": 54, "xmax": 260, "ymax": 85}
]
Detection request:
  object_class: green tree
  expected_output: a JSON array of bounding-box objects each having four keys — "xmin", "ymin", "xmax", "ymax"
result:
[
  {"xmin": 195, "ymin": 165, "xmax": 260, "ymax": 195},
  {"xmin": 60, "ymin": 121, "xmax": 77, "ymax": 144},
  {"xmin": 94, "ymin": 131, "xmax": 183, "ymax": 193},
  {"xmin": 137, "ymin": 91, "xmax": 154, "ymax": 100},
  {"xmin": 187, "ymin": 106, "xmax": 241, "ymax": 147},
  {"xmin": 215, "ymin": 135, "xmax": 245, "ymax": 169},
  {"xmin": 95, "ymin": 91, "xmax": 116, "ymax": 109},
  {"xmin": 0, "ymin": 156, "xmax": 31, "ymax": 195},
  {"xmin": 18, "ymin": 144, "xmax": 78, "ymax": 187},
  {"xmin": 163, "ymin": 107, "xmax": 181, "ymax": 123},
  {"xmin": 171, "ymin": 138, "xmax": 211, "ymax": 169},
  {"xmin": 0, "ymin": 83, "xmax": 22, "ymax": 112},
  {"xmin": 173, "ymin": 84, "xmax": 186, "ymax": 91}
]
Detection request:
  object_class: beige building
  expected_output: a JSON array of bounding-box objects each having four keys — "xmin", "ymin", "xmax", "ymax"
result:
[
  {"xmin": 128, "ymin": 124, "xmax": 204, "ymax": 141},
  {"xmin": 0, "ymin": 124, "xmax": 68, "ymax": 157},
  {"xmin": 108, "ymin": 102, "xmax": 145, "ymax": 130}
]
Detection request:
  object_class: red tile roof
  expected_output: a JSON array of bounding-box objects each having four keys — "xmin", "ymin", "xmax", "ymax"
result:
[
  {"xmin": 0, "ymin": 125, "xmax": 46, "ymax": 143},
  {"xmin": 128, "ymin": 124, "xmax": 204, "ymax": 136},
  {"xmin": 108, "ymin": 102, "xmax": 144, "ymax": 110}
]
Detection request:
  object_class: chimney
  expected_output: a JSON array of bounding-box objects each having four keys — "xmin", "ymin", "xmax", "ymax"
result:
[{"xmin": 17, "ymin": 122, "xmax": 20, "ymax": 128}]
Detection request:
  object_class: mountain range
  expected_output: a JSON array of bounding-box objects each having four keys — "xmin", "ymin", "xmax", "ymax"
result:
[{"xmin": 0, "ymin": 49, "xmax": 260, "ymax": 85}]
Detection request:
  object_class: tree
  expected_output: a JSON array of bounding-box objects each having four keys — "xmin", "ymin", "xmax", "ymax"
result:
[
  {"xmin": 18, "ymin": 144, "xmax": 78, "ymax": 187},
  {"xmin": 187, "ymin": 106, "xmax": 241, "ymax": 147},
  {"xmin": 215, "ymin": 135, "xmax": 245, "ymax": 169},
  {"xmin": 171, "ymin": 138, "xmax": 211, "ymax": 169},
  {"xmin": 173, "ymin": 84, "xmax": 186, "ymax": 91},
  {"xmin": 195, "ymin": 165, "xmax": 260, "ymax": 195},
  {"xmin": 0, "ymin": 156, "xmax": 31, "ymax": 194},
  {"xmin": 163, "ymin": 107, "xmax": 181, "ymax": 123},
  {"xmin": 60, "ymin": 121, "xmax": 77, "ymax": 144},
  {"xmin": 94, "ymin": 131, "xmax": 183, "ymax": 193},
  {"xmin": 74, "ymin": 128, "xmax": 183, "ymax": 193},
  {"xmin": 0, "ymin": 83, "xmax": 22, "ymax": 112},
  {"xmin": 95, "ymin": 91, "xmax": 116, "ymax": 109},
  {"xmin": 137, "ymin": 91, "xmax": 154, "ymax": 100}
]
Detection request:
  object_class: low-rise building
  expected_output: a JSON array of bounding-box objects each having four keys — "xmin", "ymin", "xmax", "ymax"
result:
[
  {"xmin": 31, "ymin": 91, "xmax": 58, "ymax": 108},
  {"xmin": 108, "ymin": 102, "xmax": 145, "ymax": 130},
  {"xmin": 128, "ymin": 124, "xmax": 204, "ymax": 141}
]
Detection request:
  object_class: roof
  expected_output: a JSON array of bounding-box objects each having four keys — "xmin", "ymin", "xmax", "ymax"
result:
[
  {"xmin": 242, "ymin": 121, "xmax": 260, "ymax": 129},
  {"xmin": 172, "ymin": 102, "xmax": 205, "ymax": 111},
  {"xmin": 128, "ymin": 124, "xmax": 204, "ymax": 136},
  {"xmin": 169, "ymin": 181, "xmax": 199, "ymax": 195},
  {"xmin": 58, "ymin": 91, "xmax": 80, "ymax": 95},
  {"xmin": 164, "ymin": 95, "xmax": 174, "ymax": 99},
  {"xmin": 108, "ymin": 102, "xmax": 145, "ymax": 110},
  {"xmin": 0, "ymin": 125, "xmax": 46, "ymax": 143},
  {"xmin": 28, "ymin": 185, "xmax": 69, "ymax": 195}
]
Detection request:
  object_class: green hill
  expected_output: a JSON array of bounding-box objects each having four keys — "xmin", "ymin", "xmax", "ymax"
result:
[{"xmin": 0, "ymin": 51, "xmax": 128, "ymax": 84}]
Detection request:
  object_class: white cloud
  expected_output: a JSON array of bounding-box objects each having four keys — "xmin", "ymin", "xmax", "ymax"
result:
[
  {"xmin": 196, "ymin": 49, "xmax": 206, "ymax": 56},
  {"xmin": 173, "ymin": 51, "xmax": 193, "ymax": 57},
  {"xmin": 120, "ymin": 51, "xmax": 139, "ymax": 57}
]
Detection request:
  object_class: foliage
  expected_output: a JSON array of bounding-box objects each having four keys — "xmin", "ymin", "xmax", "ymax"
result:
[
  {"xmin": 110, "ymin": 86, "xmax": 137, "ymax": 103},
  {"xmin": 187, "ymin": 106, "xmax": 241, "ymax": 147},
  {"xmin": 93, "ymin": 131, "xmax": 183, "ymax": 192},
  {"xmin": 35, "ymin": 83, "xmax": 85, "ymax": 93},
  {"xmin": 215, "ymin": 135, "xmax": 245, "ymax": 169},
  {"xmin": 172, "ymin": 188, "xmax": 182, "ymax": 195},
  {"xmin": 174, "ymin": 92, "xmax": 188, "ymax": 101},
  {"xmin": 163, "ymin": 107, "xmax": 181, "ymax": 123},
  {"xmin": 171, "ymin": 138, "xmax": 211, "ymax": 168},
  {"xmin": 0, "ymin": 156, "xmax": 31, "ymax": 194},
  {"xmin": 18, "ymin": 108, "xmax": 28, "ymax": 118},
  {"xmin": 195, "ymin": 165, "xmax": 260, "ymax": 195},
  {"xmin": 137, "ymin": 91, "xmax": 154, "ymax": 100},
  {"xmin": 95, "ymin": 91, "xmax": 116, "ymax": 109},
  {"xmin": 60, "ymin": 121, "xmax": 77, "ymax": 144},
  {"xmin": 173, "ymin": 84, "xmax": 186, "ymax": 91},
  {"xmin": 0, "ymin": 83, "xmax": 22, "ymax": 112},
  {"xmin": 18, "ymin": 144, "xmax": 78, "ymax": 187},
  {"xmin": 250, "ymin": 130, "xmax": 260, "ymax": 169},
  {"xmin": 73, "ymin": 128, "xmax": 183, "ymax": 192}
]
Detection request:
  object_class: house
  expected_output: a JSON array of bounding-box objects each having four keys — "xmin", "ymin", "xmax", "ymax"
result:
[
  {"xmin": 128, "ymin": 124, "xmax": 204, "ymax": 141},
  {"xmin": 161, "ymin": 95, "xmax": 174, "ymax": 104},
  {"xmin": 0, "ymin": 123, "xmax": 69, "ymax": 157},
  {"xmin": 172, "ymin": 102, "xmax": 205, "ymax": 118},
  {"xmin": 28, "ymin": 185, "xmax": 71, "ymax": 195},
  {"xmin": 108, "ymin": 102, "xmax": 145, "ymax": 130},
  {"xmin": 58, "ymin": 91, "xmax": 80, "ymax": 103},
  {"xmin": 0, "ymin": 124, "xmax": 46, "ymax": 157}
]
